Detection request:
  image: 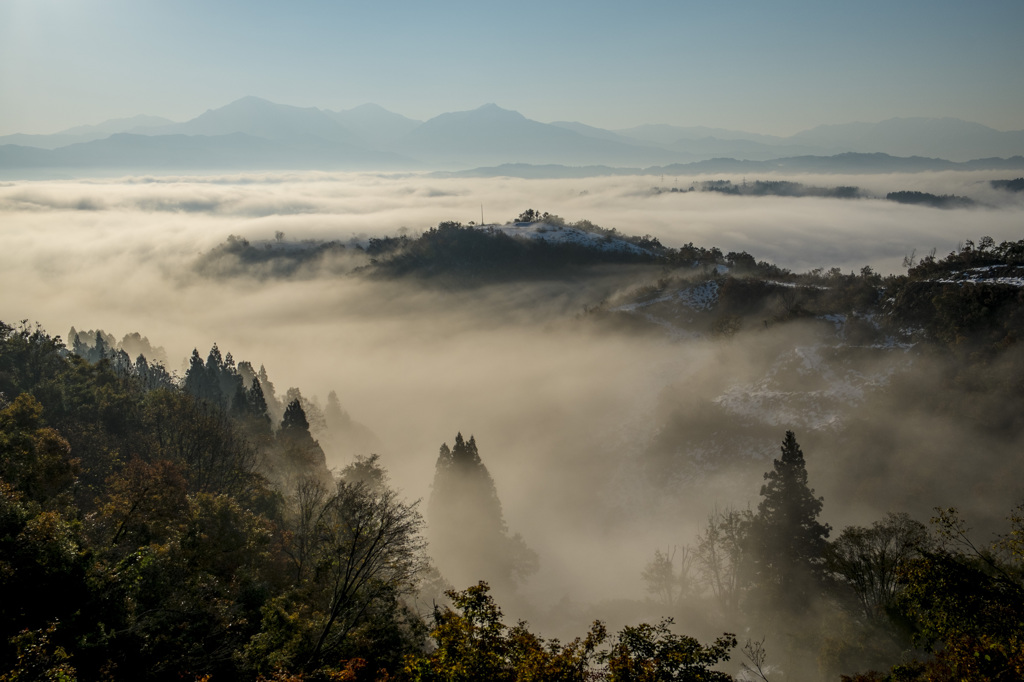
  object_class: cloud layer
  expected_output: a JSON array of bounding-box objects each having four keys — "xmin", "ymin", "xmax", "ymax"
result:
[{"xmin": 2, "ymin": 171, "xmax": 1022, "ymax": 629}]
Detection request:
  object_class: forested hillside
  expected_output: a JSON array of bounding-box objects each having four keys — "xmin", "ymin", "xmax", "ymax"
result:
[
  {"xmin": 0, "ymin": 321, "xmax": 746, "ymax": 680},
  {"xmin": 3, "ymin": 223, "xmax": 1024, "ymax": 680}
]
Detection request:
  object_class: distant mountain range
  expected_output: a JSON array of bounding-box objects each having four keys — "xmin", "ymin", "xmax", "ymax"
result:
[
  {"xmin": 438, "ymin": 154, "xmax": 1024, "ymax": 179},
  {"xmin": 3, "ymin": 96, "xmax": 1024, "ymax": 176}
]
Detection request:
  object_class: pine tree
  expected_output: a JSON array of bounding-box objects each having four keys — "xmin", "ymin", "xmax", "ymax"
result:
[
  {"xmin": 206, "ymin": 343, "xmax": 223, "ymax": 375},
  {"xmin": 750, "ymin": 430, "xmax": 831, "ymax": 612},
  {"xmin": 257, "ymin": 364, "xmax": 282, "ymax": 423},
  {"xmin": 229, "ymin": 382, "xmax": 250, "ymax": 419},
  {"xmin": 325, "ymin": 390, "xmax": 351, "ymax": 430},
  {"xmin": 69, "ymin": 330, "xmax": 88, "ymax": 358},
  {"xmin": 184, "ymin": 349, "xmax": 207, "ymax": 398},
  {"xmin": 272, "ymin": 399, "xmax": 329, "ymax": 485},
  {"xmin": 136, "ymin": 353, "xmax": 151, "ymax": 388},
  {"xmin": 204, "ymin": 344, "xmax": 227, "ymax": 408},
  {"xmin": 228, "ymin": 377, "xmax": 271, "ymax": 438},
  {"xmin": 219, "ymin": 351, "xmax": 246, "ymax": 413},
  {"xmin": 280, "ymin": 399, "xmax": 310, "ymax": 435},
  {"xmin": 247, "ymin": 378, "xmax": 270, "ymax": 420},
  {"xmin": 184, "ymin": 347, "xmax": 223, "ymax": 405},
  {"xmin": 428, "ymin": 433, "xmax": 537, "ymax": 593},
  {"xmin": 92, "ymin": 331, "xmax": 109, "ymax": 363}
]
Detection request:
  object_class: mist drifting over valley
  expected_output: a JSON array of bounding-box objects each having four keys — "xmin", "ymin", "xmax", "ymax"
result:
[
  {"xmin": 4, "ymin": 169, "xmax": 1024, "ymax": 612},
  {"xmin": 3, "ymin": 1, "xmax": 1024, "ymax": 677},
  {"xmin": 4, "ymin": 167, "xmax": 1024, "ymax": 679}
]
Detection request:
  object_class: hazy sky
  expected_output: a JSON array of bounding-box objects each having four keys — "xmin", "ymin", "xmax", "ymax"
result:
[{"xmin": 2, "ymin": 0, "xmax": 1023, "ymax": 137}]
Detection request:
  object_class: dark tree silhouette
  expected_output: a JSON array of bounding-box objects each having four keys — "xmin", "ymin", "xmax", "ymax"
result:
[
  {"xmin": 281, "ymin": 398, "xmax": 310, "ymax": 435},
  {"xmin": 750, "ymin": 430, "xmax": 831, "ymax": 612},
  {"xmin": 428, "ymin": 433, "xmax": 536, "ymax": 593}
]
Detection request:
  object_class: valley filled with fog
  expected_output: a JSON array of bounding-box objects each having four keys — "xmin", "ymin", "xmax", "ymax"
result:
[
  {"xmin": 4, "ymin": 1, "xmax": 1024, "ymax": 677},
  {"xmin": 3, "ymin": 169, "xmax": 1024, "ymax": 679}
]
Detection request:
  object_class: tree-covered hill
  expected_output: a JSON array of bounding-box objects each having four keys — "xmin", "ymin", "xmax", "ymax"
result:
[
  {"xmin": 4, "ymin": 320, "xmax": 1022, "ymax": 680},
  {"xmin": 195, "ymin": 212, "xmax": 720, "ymax": 286},
  {"xmin": 0, "ymin": 320, "xmax": 753, "ymax": 682},
  {"xmin": 0, "ymin": 322, "xmax": 430, "ymax": 679},
  {"xmin": 7, "ymin": 217, "xmax": 1024, "ymax": 679}
]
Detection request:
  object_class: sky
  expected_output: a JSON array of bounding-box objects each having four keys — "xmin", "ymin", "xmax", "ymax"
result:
[{"xmin": 2, "ymin": 0, "xmax": 1023, "ymax": 137}]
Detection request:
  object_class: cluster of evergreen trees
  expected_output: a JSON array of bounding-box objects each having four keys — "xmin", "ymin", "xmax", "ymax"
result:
[
  {"xmin": 675, "ymin": 179, "xmax": 862, "ymax": 199},
  {"xmin": 0, "ymin": 322, "xmax": 751, "ymax": 681},
  {"xmin": 641, "ymin": 431, "xmax": 1024, "ymax": 680},
  {"xmin": 0, "ymin": 322, "xmax": 425, "ymax": 680},
  {"xmin": 885, "ymin": 191, "xmax": 975, "ymax": 209},
  {"xmin": 194, "ymin": 234, "xmax": 357, "ymax": 279},
  {"xmin": 427, "ymin": 433, "xmax": 537, "ymax": 596},
  {"xmin": 180, "ymin": 344, "xmax": 334, "ymax": 488},
  {"xmin": 418, "ymin": 427, "xmax": 1024, "ymax": 680},
  {"xmin": 1, "ymin": 321, "xmax": 1021, "ymax": 680}
]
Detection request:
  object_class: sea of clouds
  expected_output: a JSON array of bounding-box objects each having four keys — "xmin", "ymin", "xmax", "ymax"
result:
[{"xmin": 2, "ymin": 170, "xmax": 1022, "ymax": 620}]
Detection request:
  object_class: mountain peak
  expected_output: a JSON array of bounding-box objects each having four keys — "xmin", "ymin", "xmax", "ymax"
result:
[
  {"xmin": 229, "ymin": 95, "xmax": 274, "ymax": 106},
  {"xmin": 471, "ymin": 103, "xmax": 525, "ymax": 119},
  {"xmin": 215, "ymin": 96, "xmax": 309, "ymax": 113},
  {"xmin": 415, "ymin": 104, "xmax": 528, "ymax": 130},
  {"xmin": 344, "ymin": 103, "xmax": 391, "ymax": 114},
  {"xmin": 163, "ymin": 97, "xmax": 358, "ymax": 144}
]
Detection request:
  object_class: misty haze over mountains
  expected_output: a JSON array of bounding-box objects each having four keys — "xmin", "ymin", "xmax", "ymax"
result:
[
  {"xmin": 4, "ymin": 105, "xmax": 1024, "ymax": 680},
  {"xmin": 3, "ymin": 96, "xmax": 1024, "ymax": 176}
]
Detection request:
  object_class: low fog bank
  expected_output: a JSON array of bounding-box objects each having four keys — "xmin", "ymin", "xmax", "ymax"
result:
[
  {"xmin": 2, "ymin": 171, "xmax": 1023, "ymax": 641},
  {"xmin": 3, "ymin": 170, "xmax": 1023, "ymax": 276}
]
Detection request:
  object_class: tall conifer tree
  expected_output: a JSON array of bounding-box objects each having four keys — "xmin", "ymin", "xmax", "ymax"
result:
[
  {"xmin": 428, "ymin": 433, "xmax": 536, "ymax": 593},
  {"xmin": 751, "ymin": 430, "xmax": 831, "ymax": 611}
]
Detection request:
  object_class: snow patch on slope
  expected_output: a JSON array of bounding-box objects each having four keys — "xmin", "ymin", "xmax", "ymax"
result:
[
  {"xmin": 936, "ymin": 264, "xmax": 1024, "ymax": 287},
  {"xmin": 713, "ymin": 344, "xmax": 904, "ymax": 431},
  {"xmin": 612, "ymin": 280, "xmax": 719, "ymax": 314},
  {"xmin": 606, "ymin": 280, "xmax": 721, "ymax": 339},
  {"xmin": 490, "ymin": 222, "xmax": 657, "ymax": 257}
]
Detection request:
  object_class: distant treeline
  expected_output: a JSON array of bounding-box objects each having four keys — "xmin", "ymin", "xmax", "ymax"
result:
[
  {"xmin": 885, "ymin": 190, "xmax": 975, "ymax": 208},
  {"xmin": 653, "ymin": 179, "xmax": 864, "ymax": 198},
  {"xmin": 195, "ymin": 234, "xmax": 359, "ymax": 279},
  {"xmin": 991, "ymin": 177, "xmax": 1024, "ymax": 192},
  {"xmin": 648, "ymin": 177, "xmax": 1024, "ymax": 207}
]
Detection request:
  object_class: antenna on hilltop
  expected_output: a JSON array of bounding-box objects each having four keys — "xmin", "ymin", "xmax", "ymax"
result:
[{"xmin": 481, "ymin": 204, "xmax": 484, "ymax": 226}]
